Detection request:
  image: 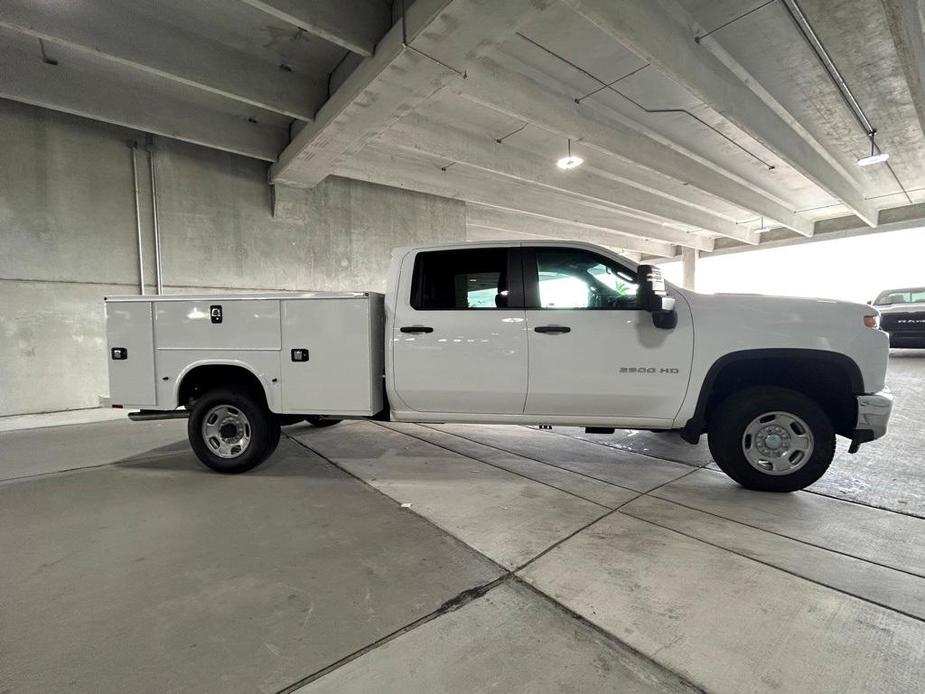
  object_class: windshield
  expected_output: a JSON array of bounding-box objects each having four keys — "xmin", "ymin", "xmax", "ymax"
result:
[{"xmin": 873, "ymin": 288, "xmax": 925, "ymax": 305}]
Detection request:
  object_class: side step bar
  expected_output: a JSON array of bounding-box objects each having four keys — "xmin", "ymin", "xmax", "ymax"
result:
[
  {"xmin": 128, "ymin": 409, "xmax": 190, "ymax": 421},
  {"xmin": 585, "ymin": 426, "xmax": 615, "ymax": 434}
]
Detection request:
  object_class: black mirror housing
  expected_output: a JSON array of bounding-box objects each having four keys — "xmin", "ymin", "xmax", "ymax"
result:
[
  {"xmin": 637, "ymin": 264, "xmax": 677, "ymax": 330},
  {"xmin": 636, "ymin": 264, "xmax": 667, "ymax": 312}
]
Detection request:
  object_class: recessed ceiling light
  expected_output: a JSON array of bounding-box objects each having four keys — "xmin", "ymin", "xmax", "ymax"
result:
[
  {"xmin": 556, "ymin": 138, "xmax": 583, "ymax": 170},
  {"xmin": 857, "ymin": 152, "xmax": 889, "ymax": 167}
]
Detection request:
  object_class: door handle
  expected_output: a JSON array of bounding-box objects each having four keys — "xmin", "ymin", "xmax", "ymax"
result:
[
  {"xmin": 400, "ymin": 326, "xmax": 434, "ymax": 334},
  {"xmin": 534, "ymin": 325, "xmax": 571, "ymax": 334}
]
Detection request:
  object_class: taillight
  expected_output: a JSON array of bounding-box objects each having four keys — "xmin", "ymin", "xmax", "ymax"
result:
[{"xmin": 864, "ymin": 314, "xmax": 880, "ymax": 329}]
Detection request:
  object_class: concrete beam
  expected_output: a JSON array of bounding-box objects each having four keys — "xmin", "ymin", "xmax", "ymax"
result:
[
  {"xmin": 386, "ymin": 113, "xmax": 758, "ymax": 244},
  {"xmin": 457, "ymin": 59, "xmax": 815, "ymax": 238},
  {"xmin": 466, "ymin": 205, "xmax": 677, "ymax": 257},
  {"xmin": 335, "ymin": 142, "xmax": 715, "ymax": 251},
  {"xmin": 0, "ymin": 0, "xmax": 324, "ymax": 121},
  {"xmin": 271, "ymin": 0, "xmax": 555, "ymax": 188},
  {"xmin": 564, "ymin": 0, "xmax": 878, "ymax": 227},
  {"xmin": 0, "ymin": 31, "xmax": 286, "ymax": 161},
  {"xmin": 468, "ymin": 225, "xmax": 649, "ymax": 262},
  {"xmin": 882, "ymin": 0, "xmax": 925, "ymax": 141},
  {"xmin": 239, "ymin": 0, "xmax": 390, "ymax": 57},
  {"xmin": 710, "ymin": 202, "xmax": 925, "ymax": 256}
]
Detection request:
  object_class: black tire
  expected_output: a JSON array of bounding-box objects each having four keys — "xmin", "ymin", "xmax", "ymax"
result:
[
  {"xmin": 304, "ymin": 416, "xmax": 342, "ymax": 428},
  {"xmin": 707, "ymin": 386, "xmax": 835, "ymax": 492},
  {"xmin": 188, "ymin": 388, "xmax": 280, "ymax": 474}
]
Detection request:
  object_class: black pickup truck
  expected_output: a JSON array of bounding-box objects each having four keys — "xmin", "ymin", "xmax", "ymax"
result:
[{"xmin": 873, "ymin": 287, "xmax": 925, "ymax": 347}]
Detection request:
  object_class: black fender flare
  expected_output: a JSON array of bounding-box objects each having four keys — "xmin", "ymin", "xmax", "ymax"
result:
[{"xmin": 680, "ymin": 348, "xmax": 864, "ymax": 442}]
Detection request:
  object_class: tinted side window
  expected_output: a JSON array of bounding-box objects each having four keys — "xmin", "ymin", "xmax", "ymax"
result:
[
  {"xmin": 411, "ymin": 248, "xmax": 509, "ymax": 310},
  {"xmin": 534, "ymin": 248, "xmax": 639, "ymax": 310}
]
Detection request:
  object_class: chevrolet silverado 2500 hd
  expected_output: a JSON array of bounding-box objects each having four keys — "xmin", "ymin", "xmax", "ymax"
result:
[{"xmin": 105, "ymin": 241, "xmax": 893, "ymax": 492}]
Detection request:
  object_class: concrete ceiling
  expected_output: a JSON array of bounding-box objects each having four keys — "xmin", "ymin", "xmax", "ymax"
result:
[{"xmin": 2, "ymin": 0, "xmax": 924, "ymax": 259}]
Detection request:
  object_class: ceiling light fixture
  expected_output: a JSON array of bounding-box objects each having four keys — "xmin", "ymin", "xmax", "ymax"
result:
[
  {"xmin": 556, "ymin": 138, "xmax": 583, "ymax": 170},
  {"xmin": 858, "ymin": 132, "xmax": 889, "ymax": 167}
]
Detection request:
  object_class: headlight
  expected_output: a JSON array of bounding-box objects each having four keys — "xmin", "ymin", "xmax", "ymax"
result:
[{"xmin": 864, "ymin": 314, "xmax": 880, "ymax": 329}]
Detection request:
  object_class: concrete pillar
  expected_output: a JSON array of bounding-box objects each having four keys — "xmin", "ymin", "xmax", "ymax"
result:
[{"xmin": 681, "ymin": 247, "xmax": 698, "ymax": 290}]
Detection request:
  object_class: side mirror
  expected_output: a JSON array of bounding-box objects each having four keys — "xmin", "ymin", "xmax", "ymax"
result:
[{"xmin": 637, "ymin": 264, "xmax": 677, "ymax": 330}]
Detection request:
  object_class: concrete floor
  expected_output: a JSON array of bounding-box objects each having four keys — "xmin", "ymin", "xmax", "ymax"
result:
[{"xmin": 1, "ymin": 352, "xmax": 923, "ymax": 693}]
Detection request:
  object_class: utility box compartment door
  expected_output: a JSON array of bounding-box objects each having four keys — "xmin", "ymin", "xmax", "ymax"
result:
[
  {"xmin": 105, "ymin": 301, "xmax": 156, "ymax": 407},
  {"xmin": 280, "ymin": 296, "xmax": 383, "ymax": 415},
  {"xmin": 154, "ymin": 300, "xmax": 280, "ymax": 350}
]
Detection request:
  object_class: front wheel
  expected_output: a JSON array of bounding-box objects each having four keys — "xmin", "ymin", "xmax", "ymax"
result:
[
  {"xmin": 708, "ymin": 387, "xmax": 835, "ymax": 492},
  {"xmin": 188, "ymin": 389, "xmax": 280, "ymax": 474}
]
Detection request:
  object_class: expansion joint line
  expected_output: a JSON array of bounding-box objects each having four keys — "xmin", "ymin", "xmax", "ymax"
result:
[
  {"xmin": 399, "ymin": 0, "xmax": 467, "ymax": 79},
  {"xmin": 401, "ymin": 42, "xmax": 467, "ymax": 79},
  {"xmin": 693, "ymin": 0, "xmax": 778, "ymax": 42}
]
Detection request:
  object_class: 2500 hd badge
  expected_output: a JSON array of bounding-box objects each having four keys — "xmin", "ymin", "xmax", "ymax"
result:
[{"xmin": 619, "ymin": 367, "xmax": 680, "ymax": 374}]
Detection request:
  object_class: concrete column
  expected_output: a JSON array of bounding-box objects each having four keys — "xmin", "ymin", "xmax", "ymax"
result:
[{"xmin": 681, "ymin": 247, "xmax": 698, "ymax": 290}]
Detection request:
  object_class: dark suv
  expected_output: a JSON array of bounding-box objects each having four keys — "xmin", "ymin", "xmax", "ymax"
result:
[{"xmin": 873, "ymin": 287, "xmax": 925, "ymax": 347}]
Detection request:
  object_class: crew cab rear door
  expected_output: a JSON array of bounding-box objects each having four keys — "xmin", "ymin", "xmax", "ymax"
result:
[
  {"xmin": 521, "ymin": 245, "xmax": 692, "ymax": 423},
  {"xmin": 391, "ymin": 246, "xmax": 528, "ymax": 414}
]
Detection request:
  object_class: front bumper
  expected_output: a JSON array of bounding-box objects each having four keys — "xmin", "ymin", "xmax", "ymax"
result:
[
  {"xmin": 887, "ymin": 331, "xmax": 925, "ymax": 347},
  {"xmin": 850, "ymin": 389, "xmax": 893, "ymax": 452}
]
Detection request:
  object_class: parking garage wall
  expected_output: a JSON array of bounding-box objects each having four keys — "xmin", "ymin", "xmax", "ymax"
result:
[{"xmin": 0, "ymin": 100, "xmax": 466, "ymax": 416}]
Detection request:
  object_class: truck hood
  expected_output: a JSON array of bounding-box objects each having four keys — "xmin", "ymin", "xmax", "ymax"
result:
[
  {"xmin": 677, "ymin": 290, "xmax": 873, "ymax": 324},
  {"xmin": 674, "ymin": 288, "xmax": 889, "ymax": 393},
  {"xmin": 877, "ymin": 302, "xmax": 925, "ymax": 315}
]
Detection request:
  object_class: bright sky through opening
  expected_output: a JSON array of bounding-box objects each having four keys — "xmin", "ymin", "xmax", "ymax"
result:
[{"xmin": 659, "ymin": 227, "xmax": 925, "ymax": 304}]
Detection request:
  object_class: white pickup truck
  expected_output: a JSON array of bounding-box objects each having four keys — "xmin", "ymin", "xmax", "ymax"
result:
[{"xmin": 105, "ymin": 241, "xmax": 893, "ymax": 492}]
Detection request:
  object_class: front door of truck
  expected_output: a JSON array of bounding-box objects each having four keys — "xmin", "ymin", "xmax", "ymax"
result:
[
  {"xmin": 391, "ymin": 246, "xmax": 528, "ymax": 414},
  {"xmin": 521, "ymin": 246, "xmax": 692, "ymax": 423}
]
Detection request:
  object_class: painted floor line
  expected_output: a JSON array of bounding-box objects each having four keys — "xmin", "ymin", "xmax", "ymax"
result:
[
  {"xmin": 417, "ymin": 423, "xmax": 672, "ymax": 492},
  {"xmin": 282, "ymin": 431, "xmax": 708, "ymax": 693},
  {"xmin": 535, "ymin": 425, "xmax": 925, "ymax": 521},
  {"xmin": 523, "ymin": 424, "xmax": 712, "ymax": 469},
  {"xmin": 377, "ymin": 422, "xmax": 615, "ymax": 510},
  {"xmin": 646, "ymin": 489, "xmax": 925, "ymax": 580},
  {"xmin": 284, "ymin": 432, "xmax": 511, "ymax": 575},
  {"xmin": 618, "ymin": 505, "xmax": 925, "ymax": 624}
]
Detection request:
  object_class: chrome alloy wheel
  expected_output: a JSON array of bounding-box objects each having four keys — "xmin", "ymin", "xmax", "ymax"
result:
[
  {"xmin": 741, "ymin": 411, "xmax": 814, "ymax": 475},
  {"xmin": 201, "ymin": 405, "xmax": 252, "ymax": 459}
]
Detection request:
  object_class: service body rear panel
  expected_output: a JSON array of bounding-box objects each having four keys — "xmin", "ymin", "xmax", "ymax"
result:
[{"xmin": 105, "ymin": 300, "xmax": 156, "ymax": 408}]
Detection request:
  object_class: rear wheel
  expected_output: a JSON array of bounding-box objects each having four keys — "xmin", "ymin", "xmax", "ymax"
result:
[
  {"xmin": 188, "ymin": 389, "xmax": 280, "ymax": 474},
  {"xmin": 708, "ymin": 386, "xmax": 835, "ymax": 492},
  {"xmin": 304, "ymin": 415, "xmax": 342, "ymax": 428}
]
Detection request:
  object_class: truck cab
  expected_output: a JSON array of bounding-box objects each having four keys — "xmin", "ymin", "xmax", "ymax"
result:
[
  {"xmin": 386, "ymin": 241, "xmax": 691, "ymax": 428},
  {"xmin": 105, "ymin": 240, "xmax": 893, "ymax": 493}
]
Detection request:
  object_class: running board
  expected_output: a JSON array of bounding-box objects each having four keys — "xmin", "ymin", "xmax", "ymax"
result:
[
  {"xmin": 585, "ymin": 427, "xmax": 615, "ymax": 434},
  {"xmin": 128, "ymin": 409, "xmax": 190, "ymax": 421}
]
